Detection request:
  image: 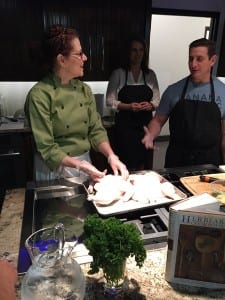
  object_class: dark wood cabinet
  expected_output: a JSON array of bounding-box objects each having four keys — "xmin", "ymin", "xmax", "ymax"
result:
[
  {"xmin": 217, "ymin": 20, "xmax": 225, "ymax": 76},
  {"xmin": 89, "ymin": 0, "xmax": 152, "ymax": 81},
  {"xmin": 0, "ymin": 0, "xmax": 43, "ymax": 81},
  {"xmin": 0, "ymin": 0, "xmax": 151, "ymax": 81},
  {"xmin": 0, "ymin": 132, "xmax": 34, "ymax": 188}
]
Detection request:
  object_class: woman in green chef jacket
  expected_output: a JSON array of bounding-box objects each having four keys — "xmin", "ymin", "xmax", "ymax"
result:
[{"xmin": 25, "ymin": 25, "xmax": 128, "ymax": 182}]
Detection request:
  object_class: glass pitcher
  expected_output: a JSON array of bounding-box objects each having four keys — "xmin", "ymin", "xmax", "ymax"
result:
[{"xmin": 21, "ymin": 223, "xmax": 86, "ymax": 300}]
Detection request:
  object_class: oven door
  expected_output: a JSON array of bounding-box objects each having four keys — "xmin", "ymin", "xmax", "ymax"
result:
[{"xmin": 0, "ymin": 150, "xmax": 25, "ymax": 188}]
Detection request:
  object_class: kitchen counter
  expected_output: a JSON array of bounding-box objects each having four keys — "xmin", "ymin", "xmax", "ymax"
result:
[
  {"xmin": 1, "ymin": 189, "xmax": 225, "ymax": 299},
  {"xmin": 0, "ymin": 118, "xmax": 31, "ymax": 133},
  {"xmin": 0, "ymin": 116, "xmax": 113, "ymax": 133}
]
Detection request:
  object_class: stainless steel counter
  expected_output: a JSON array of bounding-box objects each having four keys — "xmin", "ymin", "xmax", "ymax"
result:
[{"xmin": 1, "ymin": 189, "xmax": 225, "ymax": 299}]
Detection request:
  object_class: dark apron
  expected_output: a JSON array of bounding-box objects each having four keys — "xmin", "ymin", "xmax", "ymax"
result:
[
  {"xmin": 165, "ymin": 76, "xmax": 222, "ymax": 168},
  {"xmin": 115, "ymin": 71, "xmax": 153, "ymax": 170}
]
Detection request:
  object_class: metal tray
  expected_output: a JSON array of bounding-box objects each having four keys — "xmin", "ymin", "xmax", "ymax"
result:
[{"xmin": 92, "ymin": 171, "xmax": 187, "ymax": 216}]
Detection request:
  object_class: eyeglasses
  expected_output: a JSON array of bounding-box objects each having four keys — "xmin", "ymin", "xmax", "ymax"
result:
[{"xmin": 71, "ymin": 51, "xmax": 85, "ymax": 59}]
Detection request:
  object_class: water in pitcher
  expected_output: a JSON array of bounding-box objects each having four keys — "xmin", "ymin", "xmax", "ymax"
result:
[
  {"xmin": 21, "ymin": 224, "xmax": 86, "ymax": 300},
  {"xmin": 21, "ymin": 252, "xmax": 85, "ymax": 299}
]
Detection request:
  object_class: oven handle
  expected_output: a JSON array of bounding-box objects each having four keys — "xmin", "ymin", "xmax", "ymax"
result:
[{"xmin": 0, "ymin": 151, "xmax": 20, "ymax": 157}]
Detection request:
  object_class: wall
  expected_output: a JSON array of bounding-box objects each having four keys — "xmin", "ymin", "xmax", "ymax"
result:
[
  {"xmin": 152, "ymin": 0, "xmax": 225, "ymax": 73},
  {"xmin": 0, "ymin": 82, "xmax": 36, "ymax": 117},
  {"xmin": 0, "ymin": 81, "xmax": 109, "ymax": 117}
]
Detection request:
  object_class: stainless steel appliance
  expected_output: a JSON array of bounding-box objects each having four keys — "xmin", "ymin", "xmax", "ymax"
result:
[{"xmin": 18, "ymin": 164, "xmax": 222, "ymax": 274}]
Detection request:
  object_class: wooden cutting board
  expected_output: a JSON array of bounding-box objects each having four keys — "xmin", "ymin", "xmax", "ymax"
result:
[{"xmin": 180, "ymin": 173, "xmax": 225, "ymax": 195}]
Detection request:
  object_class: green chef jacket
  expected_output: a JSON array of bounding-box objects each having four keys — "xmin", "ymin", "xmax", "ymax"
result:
[{"xmin": 25, "ymin": 73, "xmax": 108, "ymax": 171}]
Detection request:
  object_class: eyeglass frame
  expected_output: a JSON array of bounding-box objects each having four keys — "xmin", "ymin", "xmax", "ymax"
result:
[{"xmin": 70, "ymin": 51, "xmax": 86, "ymax": 59}]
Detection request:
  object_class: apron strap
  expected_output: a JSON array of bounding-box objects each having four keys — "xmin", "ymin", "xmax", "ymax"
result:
[
  {"xmin": 143, "ymin": 71, "xmax": 147, "ymax": 85},
  {"xmin": 210, "ymin": 76, "xmax": 215, "ymax": 102},
  {"xmin": 125, "ymin": 70, "xmax": 128, "ymax": 86}
]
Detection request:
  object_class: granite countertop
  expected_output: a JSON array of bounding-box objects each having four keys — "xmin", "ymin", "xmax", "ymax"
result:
[{"xmin": 1, "ymin": 189, "xmax": 225, "ymax": 299}]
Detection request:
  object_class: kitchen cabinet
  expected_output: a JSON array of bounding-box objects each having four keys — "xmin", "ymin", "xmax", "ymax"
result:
[
  {"xmin": 0, "ymin": 0, "xmax": 43, "ymax": 81},
  {"xmin": 0, "ymin": 0, "xmax": 151, "ymax": 81},
  {"xmin": 0, "ymin": 132, "xmax": 34, "ymax": 188},
  {"xmin": 42, "ymin": 0, "xmax": 152, "ymax": 80},
  {"xmin": 92, "ymin": 0, "xmax": 152, "ymax": 81}
]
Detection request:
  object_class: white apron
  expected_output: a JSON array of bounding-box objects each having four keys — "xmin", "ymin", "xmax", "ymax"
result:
[{"xmin": 34, "ymin": 151, "xmax": 91, "ymax": 183}]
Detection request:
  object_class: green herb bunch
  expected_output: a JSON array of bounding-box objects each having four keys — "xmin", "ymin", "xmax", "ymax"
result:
[{"xmin": 83, "ymin": 214, "xmax": 146, "ymax": 285}]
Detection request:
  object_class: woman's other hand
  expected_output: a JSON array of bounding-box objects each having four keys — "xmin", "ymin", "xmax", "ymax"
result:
[
  {"xmin": 130, "ymin": 102, "xmax": 141, "ymax": 112},
  {"xmin": 107, "ymin": 154, "xmax": 129, "ymax": 179},
  {"xmin": 139, "ymin": 101, "xmax": 154, "ymax": 111}
]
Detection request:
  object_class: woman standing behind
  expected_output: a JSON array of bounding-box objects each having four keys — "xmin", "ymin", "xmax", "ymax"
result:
[
  {"xmin": 25, "ymin": 25, "xmax": 128, "ymax": 182},
  {"xmin": 106, "ymin": 36, "xmax": 160, "ymax": 171}
]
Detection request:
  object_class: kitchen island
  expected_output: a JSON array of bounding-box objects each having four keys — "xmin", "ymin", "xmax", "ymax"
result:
[{"xmin": 1, "ymin": 189, "xmax": 225, "ymax": 300}]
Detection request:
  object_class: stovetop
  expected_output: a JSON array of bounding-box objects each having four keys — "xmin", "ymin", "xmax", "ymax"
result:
[
  {"xmin": 132, "ymin": 164, "xmax": 222, "ymax": 249},
  {"xmin": 17, "ymin": 164, "xmax": 223, "ymax": 273}
]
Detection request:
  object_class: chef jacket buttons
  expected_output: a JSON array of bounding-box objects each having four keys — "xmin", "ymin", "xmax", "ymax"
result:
[
  {"xmin": 61, "ymin": 105, "xmax": 64, "ymax": 109},
  {"xmin": 84, "ymin": 120, "xmax": 87, "ymax": 124},
  {"xmin": 66, "ymin": 125, "xmax": 69, "ymax": 128},
  {"xmin": 80, "ymin": 103, "xmax": 83, "ymax": 107}
]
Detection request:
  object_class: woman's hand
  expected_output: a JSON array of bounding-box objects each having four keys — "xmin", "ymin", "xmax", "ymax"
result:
[
  {"xmin": 130, "ymin": 102, "xmax": 154, "ymax": 112},
  {"xmin": 78, "ymin": 160, "xmax": 107, "ymax": 182},
  {"xmin": 107, "ymin": 154, "xmax": 129, "ymax": 180},
  {"xmin": 139, "ymin": 101, "xmax": 154, "ymax": 111},
  {"xmin": 130, "ymin": 102, "xmax": 141, "ymax": 112}
]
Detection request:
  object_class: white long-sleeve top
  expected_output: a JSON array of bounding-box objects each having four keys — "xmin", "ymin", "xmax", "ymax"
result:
[{"xmin": 106, "ymin": 68, "xmax": 160, "ymax": 111}]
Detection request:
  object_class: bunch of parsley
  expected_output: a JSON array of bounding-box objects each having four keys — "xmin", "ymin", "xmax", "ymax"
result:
[{"xmin": 83, "ymin": 214, "xmax": 146, "ymax": 285}]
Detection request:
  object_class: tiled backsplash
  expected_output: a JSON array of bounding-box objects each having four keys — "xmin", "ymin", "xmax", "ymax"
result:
[{"xmin": 0, "ymin": 81, "xmax": 109, "ymax": 116}]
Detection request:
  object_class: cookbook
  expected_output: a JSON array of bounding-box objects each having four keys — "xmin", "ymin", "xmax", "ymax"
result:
[{"xmin": 165, "ymin": 193, "xmax": 225, "ymax": 288}]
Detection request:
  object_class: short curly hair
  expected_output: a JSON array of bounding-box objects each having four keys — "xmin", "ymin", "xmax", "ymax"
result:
[{"xmin": 43, "ymin": 24, "xmax": 80, "ymax": 70}]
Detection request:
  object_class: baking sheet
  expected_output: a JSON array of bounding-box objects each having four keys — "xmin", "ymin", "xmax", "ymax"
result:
[
  {"xmin": 180, "ymin": 173, "xmax": 225, "ymax": 195},
  {"xmin": 92, "ymin": 171, "xmax": 187, "ymax": 216}
]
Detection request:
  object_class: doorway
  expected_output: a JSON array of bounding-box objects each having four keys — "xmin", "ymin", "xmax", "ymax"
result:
[
  {"xmin": 149, "ymin": 10, "xmax": 219, "ymax": 169},
  {"xmin": 149, "ymin": 11, "xmax": 218, "ymax": 136}
]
